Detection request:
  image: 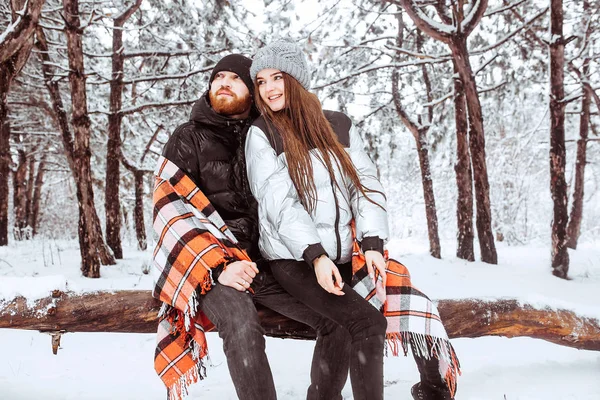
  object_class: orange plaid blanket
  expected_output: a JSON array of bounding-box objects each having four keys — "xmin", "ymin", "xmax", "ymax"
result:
[
  {"xmin": 152, "ymin": 156, "xmax": 459, "ymax": 399},
  {"xmin": 152, "ymin": 156, "xmax": 250, "ymax": 400},
  {"xmin": 351, "ymin": 239, "xmax": 461, "ymax": 397}
]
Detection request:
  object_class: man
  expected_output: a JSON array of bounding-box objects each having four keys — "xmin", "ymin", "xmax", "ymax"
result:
[{"xmin": 153, "ymin": 54, "xmax": 351, "ymax": 400}]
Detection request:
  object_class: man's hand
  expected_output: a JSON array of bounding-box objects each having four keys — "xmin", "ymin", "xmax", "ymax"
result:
[
  {"xmin": 365, "ymin": 250, "xmax": 386, "ymax": 286},
  {"xmin": 217, "ymin": 260, "xmax": 259, "ymax": 292},
  {"xmin": 313, "ymin": 255, "xmax": 345, "ymax": 296}
]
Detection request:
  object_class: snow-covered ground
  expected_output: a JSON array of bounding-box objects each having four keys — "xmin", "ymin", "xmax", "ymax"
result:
[{"xmin": 1, "ymin": 238, "xmax": 599, "ymax": 399}]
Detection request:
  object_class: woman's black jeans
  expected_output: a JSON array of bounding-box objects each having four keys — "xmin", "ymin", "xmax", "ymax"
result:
[{"xmin": 270, "ymin": 259, "xmax": 387, "ymax": 400}]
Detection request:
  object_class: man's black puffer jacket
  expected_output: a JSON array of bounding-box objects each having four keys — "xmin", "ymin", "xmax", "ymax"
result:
[{"xmin": 161, "ymin": 91, "xmax": 260, "ymax": 260}]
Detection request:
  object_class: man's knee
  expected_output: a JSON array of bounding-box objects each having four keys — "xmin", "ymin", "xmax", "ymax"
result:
[
  {"xmin": 219, "ymin": 315, "xmax": 266, "ymax": 357},
  {"xmin": 200, "ymin": 285, "xmax": 262, "ymax": 335}
]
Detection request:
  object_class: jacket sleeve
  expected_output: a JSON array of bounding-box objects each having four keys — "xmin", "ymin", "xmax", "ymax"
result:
[
  {"xmin": 245, "ymin": 126, "xmax": 327, "ymax": 264},
  {"xmin": 347, "ymin": 124, "xmax": 389, "ymax": 253}
]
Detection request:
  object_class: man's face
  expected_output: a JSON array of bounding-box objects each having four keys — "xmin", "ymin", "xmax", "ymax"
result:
[{"xmin": 209, "ymin": 71, "xmax": 252, "ymax": 118}]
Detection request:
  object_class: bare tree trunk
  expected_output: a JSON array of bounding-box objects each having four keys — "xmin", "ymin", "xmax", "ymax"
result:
[
  {"xmin": 549, "ymin": 0, "xmax": 569, "ymax": 278},
  {"xmin": 0, "ymin": 81, "xmax": 10, "ymax": 246},
  {"xmin": 35, "ymin": 30, "xmax": 74, "ymax": 171},
  {"xmin": 450, "ymin": 37, "xmax": 497, "ymax": 264},
  {"xmin": 105, "ymin": 0, "xmax": 143, "ymax": 259},
  {"xmin": 416, "ymin": 129, "xmax": 441, "ymax": 258},
  {"xmin": 29, "ymin": 151, "xmax": 47, "ymax": 235},
  {"xmin": 120, "ymin": 153, "xmax": 150, "ymax": 251},
  {"xmin": 25, "ymin": 154, "xmax": 35, "ymax": 228},
  {"xmin": 393, "ymin": 13, "xmax": 441, "ymax": 258},
  {"xmin": 63, "ymin": 0, "xmax": 116, "ymax": 277},
  {"xmin": 0, "ymin": 0, "xmax": 44, "ymax": 245},
  {"xmin": 133, "ymin": 170, "xmax": 147, "ymax": 250},
  {"xmin": 566, "ymin": 85, "xmax": 590, "ymax": 250},
  {"xmin": 566, "ymin": 0, "xmax": 592, "ymax": 250},
  {"xmin": 453, "ymin": 64, "xmax": 475, "ymax": 261},
  {"xmin": 12, "ymin": 149, "xmax": 28, "ymax": 238}
]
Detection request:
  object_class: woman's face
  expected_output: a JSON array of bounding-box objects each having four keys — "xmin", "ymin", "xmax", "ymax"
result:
[{"xmin": 256, "ymin": 68, "xmax": 285, "ymax": 112}]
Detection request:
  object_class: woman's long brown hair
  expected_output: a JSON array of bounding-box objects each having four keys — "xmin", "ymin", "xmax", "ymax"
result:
[{"xmin": 255, "ymin": 73, "xmax": 384, "ymax": 213}]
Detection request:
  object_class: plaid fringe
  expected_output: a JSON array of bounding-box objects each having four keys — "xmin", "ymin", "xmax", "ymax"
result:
[
  {"xmin": 386, "ymin": 331, "xmax": 461, "ymax": 397},
  {"xmin": 166, "ymin": 357, "xmax": 205, "ymax": 400}
]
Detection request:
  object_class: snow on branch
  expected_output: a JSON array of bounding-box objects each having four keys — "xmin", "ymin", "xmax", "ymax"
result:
[
  {"xmin": 114, "ymin": 0, "xmax": 143, "ymax": 24},
  {"xmin": 84, "ymin": 49, "xmax": 197, "ymax": 58},
  {"xmin": 384, "ymin": 44, "xmax": 447, "ymax": 60},
  {"xmin": 469, "ymin": 7, "xmax": 548, "ymax": 56},
  {"xmin": 313, "ymin": 58, "xmax": 450, "ymax": 90},
  {"xmin": 0, "ymin": 0, "xmax": 45, "ymax": 63},
  {"xmin": 121, "ymin": 68, "xmax": 212, "ymax": 85},
  {"xmin": 485, "ymin": 0, "xmax": 529, "ymax": 17},
  {"xmin": 116, "ymin": 99, "xmax": 198, "ymax": 116},
  {"xmin": 398, "ymin": 0, "xmax": 455, "ymax": 43},
  {"xmin": 461, "ymin": 0, "xmax": 489, "ymax": 37}
]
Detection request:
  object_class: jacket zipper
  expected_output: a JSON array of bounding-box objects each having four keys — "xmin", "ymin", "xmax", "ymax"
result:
[{"xmin": 330, "ymin": 179, "xmax": 342, "ymax": 262}]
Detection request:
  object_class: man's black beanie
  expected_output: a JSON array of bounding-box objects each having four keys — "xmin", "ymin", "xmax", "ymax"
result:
[{"xmin": 209, "ymin": 54, "xmax": 254, "ymax": 95}]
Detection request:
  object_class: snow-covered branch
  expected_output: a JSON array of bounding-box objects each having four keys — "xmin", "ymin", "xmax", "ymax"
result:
[
  {"xmin": 83, "ymin": 49, "xmax": 197, "ymax": 58},
  {"xmin": 114, "ymin": 0, "xmax": 143, "ymax": 24},
  {"xmin": 121, "ymin": 68, "xmax": 211, "ymax": 85},
  {"xmin": 89, "ymin": 99, "xmax": 198, "ymax": 116},
  {"xmin": 461, "ymin": 0, "xmax": 489, "ymax": 37},
  {"xmin": 484, "ymin": 0, "xmax": 529, "ymax": 17},
  {"xmin": 0, "ymin": 0, "xmax": 46, "ymax": 63},
  {"xmin": 469, "ymin": 7, "xmax": 548, "ymax": 56},
  {"xmin": 313, "ymin": 58, "xmax": 450, "ymax": 90},
  {"xmin": 398, "ymin": 0, "xmax": 454, "ymax": 43}
]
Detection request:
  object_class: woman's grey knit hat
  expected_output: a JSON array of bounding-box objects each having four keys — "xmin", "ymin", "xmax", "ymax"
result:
[{"xmin": 250, "ymin": 40, "xmax": 311, "ymax": 89}]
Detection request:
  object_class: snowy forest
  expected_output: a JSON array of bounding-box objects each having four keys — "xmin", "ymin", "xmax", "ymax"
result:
[{"xmin": 1, "ymin": 0, "xmax": 599, "ymax": 399}]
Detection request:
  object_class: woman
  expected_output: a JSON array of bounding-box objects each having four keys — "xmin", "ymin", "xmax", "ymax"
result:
[{"xmin": 245, "ymin": 40, "xmax": 389, "ymax": 400}]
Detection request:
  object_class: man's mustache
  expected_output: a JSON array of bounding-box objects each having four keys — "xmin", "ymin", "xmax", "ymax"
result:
[{"xmin": 217, "ymin": 87, "xmax": 235, "ymax": 97}]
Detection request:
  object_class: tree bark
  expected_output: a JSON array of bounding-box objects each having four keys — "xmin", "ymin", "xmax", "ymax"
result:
[
  {"xmin": 0, "ymin": 84, "xmax": 10, "ymax": 246},
  {"xmin": 12, "ymin": 148, "xmax": 28, "ymax": 238},
  {"xmin": 449, "ymin": 37, "xmax": 497, "ymax": 264},
  {"xmin": 549, "ymin": 0, "xmax": 569, "ymax": 278},
  {"xmin": 63, "ymin": 0, "xmax": 116, "ymax": 277},
  {"xmin": 416, "ymin": 130, "xmax": 441, "ymax": 259},
  {"xmin": 104, "ymin": 0, "xmax": 143, "ymax": 259},
  {"xmin": 35, "ymin": 29, "xmax": 74, "ymax": 170},
  {"xmin": 120, "ymin": 154, "xmax": 150, "ymax": 251},
  {"xmin": 566, "ymin": 81, "xmax": 590, "ymax": 250},
  {"xmin": 25, "ymin": 153, "xmax": 36, "ymax": 228},
  {"xmin": 133, "ymin": 170, "xmax": 147, "ymax": 250},
  {"xmin": 0, "ymin": 0, "xmax": 43, "ymax": 245},
  {"xmin": 2, "ymin": 291, "xmax": 599, "ymax": 351},
  {"xmin": 0, "ymin": 0, "xmax": 45, "ymax": 63},
  {"xmin": 453, "ymin": 63, "xmax": 475, "ymax": 261},
  {"xmin": 566, "ymin": 0, "xmax": 592, "ymax": 250},
  {"xmin": 29, "ymin": 150, "xmax": 47, "ymax": 236}
]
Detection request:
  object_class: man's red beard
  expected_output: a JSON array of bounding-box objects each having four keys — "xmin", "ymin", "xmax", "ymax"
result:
[{"xmin": 209, "ymin": 88, "xmax": 252, "ymax": 116}]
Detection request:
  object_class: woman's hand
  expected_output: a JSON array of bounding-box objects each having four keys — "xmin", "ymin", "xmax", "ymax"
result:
[
  {"xmin": 313, "ymin": 255, "xmax": 345, "ymax": 296},
  {"xmin": 365, "ymin": 250, "xmax": 387, "ymax": 286}
]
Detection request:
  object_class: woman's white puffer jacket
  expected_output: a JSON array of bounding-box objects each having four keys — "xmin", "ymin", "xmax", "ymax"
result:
[{"xmin": 245, "ymin": 111, "xmax": 388, "ymax": 265}]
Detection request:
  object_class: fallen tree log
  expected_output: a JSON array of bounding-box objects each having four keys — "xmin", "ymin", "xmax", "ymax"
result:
[{"xmin": 1, "ymin": 290, "xmax": 599, "ymax": 352}]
